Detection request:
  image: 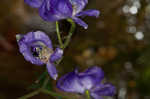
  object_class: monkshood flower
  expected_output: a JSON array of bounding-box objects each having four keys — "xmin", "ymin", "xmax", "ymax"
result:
[
  {"xmin": 24, "ymin": 0, "xmax": 100, "ymax": 29},
  {"xmin": 16, "ymin": 31, "xmax": 63, "ymax": 80},
  {"xmin": 57, "ymin": 66, "xmax": 116, "ymax": 99}
]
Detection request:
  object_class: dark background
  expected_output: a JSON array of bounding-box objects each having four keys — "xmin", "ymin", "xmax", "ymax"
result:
[{"xmin": 0, "ymin": 0, "xmax": 150, "ymax": 99}]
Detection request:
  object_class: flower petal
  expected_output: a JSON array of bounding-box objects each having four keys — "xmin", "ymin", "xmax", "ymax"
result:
[
  {"xmin": 57, "ymin": 70, "xmax": 85, "ymax": 93},
  {"xmin": 39, "ymin": 1, "xmax": 65, "ymax": 21},
  {"xmin": 78, "ymin": 75, "xmax": 96, "ymax": 90},
  {"xmin": 72, "ymin": 17, "xmax": 88, "ymax": 29},
  {"xmin": 16, "ymin": 34, "xmax": 44, "ymax": 65},
  {"xmin": 24, "ymin": 0, "xmax": 43, "ymax": 8},
  {"xmin": 50, "ymin": 48, "xmax": 63, "ymax": 62},
  {"xmin": 39, "ymin": 0, "xmax": 72, "ymax": 21},
  {"xmin": 56, "ymin": 0, "xmax": 73, "ymax": 16},
  {"xmin": 23, "ymin": 31, "xmax": 53, "ymax": 49},
  {"xmin": 80, "ymin": 66, "xmax": 104, "ymax": 82},
  {"xmin": 78, "ymin": 66, "xmax": 104, "ymax": 90},
  {"xmin": 70, "ymin": 0, "xmax": 87, "ymax": 15},
  {"xmin": 91, "ymin": 83, "xmax": 116, "ymax": 96},
  {"xmin": 76, "ymin": 9, "xmax": 100, "ymax": 18},
  {"xmin": 46, "ymin": 62, "xmax": 58, "ymax": 80}
]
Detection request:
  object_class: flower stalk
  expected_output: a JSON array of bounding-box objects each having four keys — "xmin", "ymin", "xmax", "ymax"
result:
[
  {"xmin": 40, "ymin": 89, "xmax": 71, "ymax": 99},
  {"xmin": 85, "ymin": 90, "xmax": 91, "ymax": 99},
  {"xmin": 18, "ymin": 89, "xmax": 41, "ymax": 99},
  {"xmin": 63, "ymin": 19, "xmax": 76, "ymax": 49},
  {"xmin": 42, "ymin": 76, "xmax": 49, "ymax": 89},
  {"xmin": 56, "ymin": 21, "xmax": 64, "ymax": 49}
]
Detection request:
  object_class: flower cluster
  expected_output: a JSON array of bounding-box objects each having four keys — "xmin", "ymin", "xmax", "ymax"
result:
[
  {"xmin": 17, "ymin": 0, "xmax": 116, "ymax": 99},
  {"xmin": 24, "ymin": 0, "xmax": 100, "ymax": 29},
  {"xmin": 57, "ymin": 66, "xmax": 116, "ymax": 99},
  {"xmin": 16, "ymin": 31, "xmax": 63, "ymax": 80}
]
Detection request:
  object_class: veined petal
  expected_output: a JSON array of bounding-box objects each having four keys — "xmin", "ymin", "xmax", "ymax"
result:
[
  {"xmin": 24, "ymin": 0, "xmax": 43, "ymax": 8},
  {"xmin": 46, "ymin": 62, "xmax": 58, "ymax": 80},
  {"xmin": 50, "ymin": 48, "xmax": 63, "ymax": 62},
  {"xmin": 72, "ymin": 17, "xmax": 88, "ymax": 29},
  {"xmin": 76, "ymin": 9, "xmax": 100, "ymax": 18},
  {"xmin": 57, "ymin": 70, "xmax": 85, "ymax": 93},
  {"xmin": 91, "ymin": 83, "xmax": 116, "ymax": 96}
]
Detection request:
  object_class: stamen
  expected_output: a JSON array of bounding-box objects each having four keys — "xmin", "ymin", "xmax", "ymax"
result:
[
  {"xmin": 38, "ymin": 46, "xmax": 53, "ymax": 63},
  {"xmin": 31, "ymin": 42, "xmax": 53, "ymax": 63}
]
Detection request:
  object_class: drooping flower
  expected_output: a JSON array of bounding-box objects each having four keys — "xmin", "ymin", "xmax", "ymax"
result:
[
  {"xmin": 16, "ymin": 31, "xmax": 63, "ymax": 80},
  {"xmin": 57, "ymin": 66, "xmax": 116, "ymax": 99},
  {"xmin": 24, "ymin": 0, "xmax": 100, "ymax": 29}
]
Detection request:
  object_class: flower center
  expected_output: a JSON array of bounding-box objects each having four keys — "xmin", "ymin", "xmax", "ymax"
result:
[
  {"xmin": 31, "ymin": 46, "xmax": 42, "ymax": 57},
  {"xmin": 31, "ymin": 46, "xmax": 53, "ymax": 63}
]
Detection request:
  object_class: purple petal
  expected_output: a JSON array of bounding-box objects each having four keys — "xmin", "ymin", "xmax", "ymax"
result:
[
  {"xmin": 78, "ymin": 76, "xmax": 96, "ymax": 90},
  {"xmin": 76, "ymin": 9, "xmax": 100, "ymax": 18},
  {"xmin": 50, "ymin": 48, "xmax": 63, "ymax": 62},
  {"xmin": 91, "ymin": 83, "xmax": 116, "ymax": 96},
  {"xmin": 24, "ymin": 0, "xmax": 43, "ymax": 8},
  {"xmin": 57, "ymin": 70, "xmax": 85, "ymax": 93},
  {"xmin": 23, "ymin": 31, "xmax": 53, "ymax": 49},
  {"xmin": 39, "ymin": 1, "xmax": 66, "ymax": 21},
  {"xmin": 80, "ymin": 66, "xmax": 104, "ymax": 82},
  {"xmin": 56, "ymin": 0, "xmax": 73, "ymax": 16},
  {"xmin": 39, "ymin": 2, "xmax": 60, "ymax": 21},
  {"xmin": 72, "ymin": 17, "xmax": 88, "ymax": 29},
  {"xmin": 70, "ymin": 0, "xmax": 87, "ymax": 15},
  {"xmin": 16, "ymin": 34, "xmax": 44, "ymax": 65},
  {"xmin": 78, "ymin": 66, "xmax": 104, "ymax": 90},
  {"xmin": 22, "ymin": 49, "xmax": 44, "ymax": 65},
  {"xmin": 46, "ymin": 62, "xmax": 58, "ymax": 80},
  {"xmin": 39, "ymin": 0, "xmax": 72, "ymax": 21}
]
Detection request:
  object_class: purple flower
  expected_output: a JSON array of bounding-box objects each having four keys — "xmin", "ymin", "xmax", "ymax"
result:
[
  {"xmin": 24, "ymin": 0, "xmax": 100, "ymax": 29},
  {"xmin": 16, "ymin": 31, "xmax": 63, "ymax": 80},
  {"xmin": 57, "ymin": 66, "xmax": 116, "ymax": 99}
]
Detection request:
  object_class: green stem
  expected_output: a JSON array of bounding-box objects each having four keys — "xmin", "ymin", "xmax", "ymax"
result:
[
  {"xmin": 35, "ymin": 70, "xmax": 48, "ymax": 83},
  {"xmin": 40, "ymin": 89, "xmax": 71, "ymax": 99},
  {"xmin": 56, "ymin": 21, "xmax": 63, "ymax": 48},
  {"xmin": 18, "ymin": 89, "xmax": 40, "ymax": 99},
  {"xmin": 42, "ymin": 76, "xmax": 49, "ymax": 89},
  {"xmin": 85, "ymin": 90, "xmax": 91, "ymax": 99},
  {"xmin": 63, "ymin": 19, "xmax": 76, "ymax": 49}
]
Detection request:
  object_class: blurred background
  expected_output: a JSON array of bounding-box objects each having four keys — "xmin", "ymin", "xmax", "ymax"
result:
[{"xmin": 0, "ymin": 0, "xmax": 150, "ymax": 99}]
